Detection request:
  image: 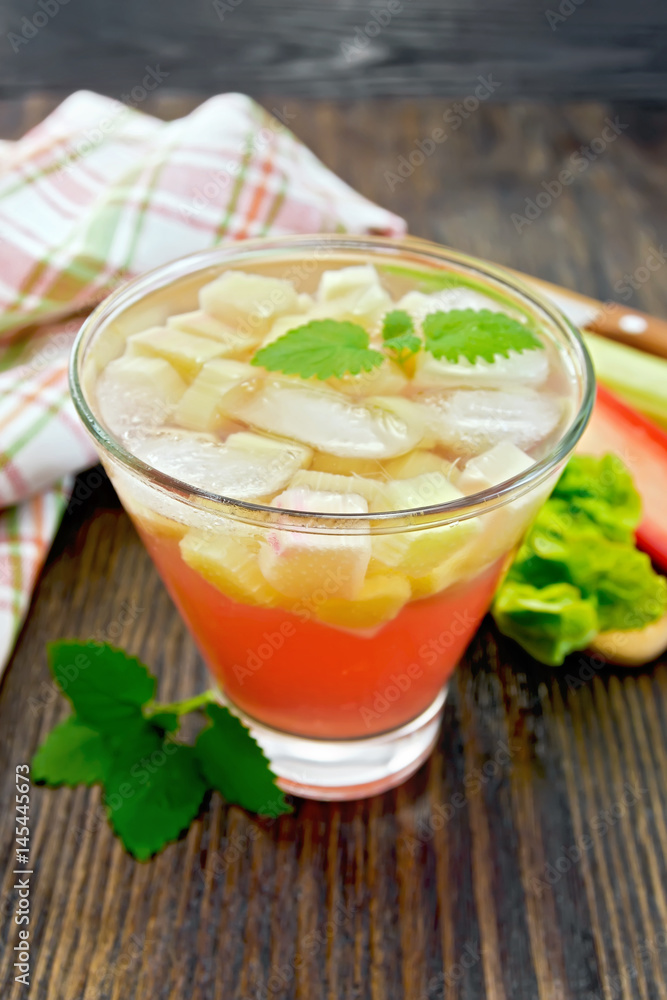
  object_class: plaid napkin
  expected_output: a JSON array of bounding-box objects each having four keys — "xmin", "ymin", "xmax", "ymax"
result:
[{"xmin": 0, "ymin": 90, "xmax": 406, "ymax": 674}]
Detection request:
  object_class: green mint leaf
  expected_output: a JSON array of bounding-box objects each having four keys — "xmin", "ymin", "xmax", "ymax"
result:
[
  {"xmin": 105, "ymin": 725, "xmax": 208, "ymax": 860},
  {"xmin": 35, "ymin": 642, "xmax": 292, "ymax": 857},
  {"xmin": 195, "ymin": 704, "xmax": 292, "ymax": 816},
  {"xmin": 251, "ymin": 319, "xmax": 385, "ymax": 380},
  {"xmin": 381, "ymin": 310, "xmax": 420, "ymax": 361},
  {"xmin": 382, "ymin": 309, "xmax": 415, "ymax": 341},
  {"xmin": 47, "ymin": 641, "xmax": 155, "ymax": 731},
  {"xmin": 147, "ymin": 711, "xmax": 180, "ymax": 734},
  {"xmin": 384, "ymin": 332, "xmax": 421, "ymax": 360},
  {"xmin": 32, "ymin": 715, "xmax": 111, "ymax": 787},
  {"xmin": 423, "ymin": 309, "xmax": 543, "ymax": 364}
]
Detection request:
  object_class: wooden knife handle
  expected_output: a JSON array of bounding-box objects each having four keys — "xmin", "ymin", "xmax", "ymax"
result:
[
  {"xmin": 585, "ymin": 303, "xmax": 667, "ymax": 361},
  {"xmin": 511, "ymin": 269, "xmax": 667, "ymax": 360}
]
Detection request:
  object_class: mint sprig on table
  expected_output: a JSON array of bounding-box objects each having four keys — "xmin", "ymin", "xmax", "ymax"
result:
[
  {"xmin": 32, "ymin": 642, "xmax": 291, "ymax": 860},
  {"xmin": 250, "ymin": 308, "xmax": 543, "ymax": 380}
]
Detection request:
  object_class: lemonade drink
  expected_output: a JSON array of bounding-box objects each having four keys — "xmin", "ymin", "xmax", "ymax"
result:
[{"xmin": 72, "ymin": 238, "xmax": 592, "ymax": 798}]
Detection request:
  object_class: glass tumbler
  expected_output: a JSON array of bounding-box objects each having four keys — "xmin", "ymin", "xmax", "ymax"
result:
[{"xmin": 70, "ymin": 235, "xmax": 594, "ymax": 800}]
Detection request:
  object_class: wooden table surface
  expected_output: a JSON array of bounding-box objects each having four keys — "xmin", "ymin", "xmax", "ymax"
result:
[
  {"xmin": 2, "ymin": 0, "xmax": 667, "ymax": 100},
  {"xmin": 1, "ymin": 96, "xmax": 667, "ymax": 1000}
]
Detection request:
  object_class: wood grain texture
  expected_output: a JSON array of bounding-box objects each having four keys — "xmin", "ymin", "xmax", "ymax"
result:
[
  {"xmin": 1, "ymin": 96, "xmax": 667, "ymax": 999},
  {"xmin": 0, "ymin": 0, "xmax": 667, "ymax": 100}
]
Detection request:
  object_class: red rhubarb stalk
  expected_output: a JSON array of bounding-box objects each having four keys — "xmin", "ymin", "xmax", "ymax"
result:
[{"xmin": 578, "ymin": 384, "xmax": 667, "ymax": 570}]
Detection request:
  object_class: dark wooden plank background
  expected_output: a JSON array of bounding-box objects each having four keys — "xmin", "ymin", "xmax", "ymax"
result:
[
  {"xmin": 1, "ymin": 95, "xmax": 667, "ymax": 999},
  {"xmin": 1, "ymin": 0, "xmax": 667, "ymax": 101}
]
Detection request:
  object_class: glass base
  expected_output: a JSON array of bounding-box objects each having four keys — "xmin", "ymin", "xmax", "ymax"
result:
[{"xmin": 218, "ymin": 688, "xmax": 447, "ymax": 801}]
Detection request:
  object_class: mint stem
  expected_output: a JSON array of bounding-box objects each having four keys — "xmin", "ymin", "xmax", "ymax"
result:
[{"xmin": 145, "ymin": 689, "xmax": 219, "ymax": 718}]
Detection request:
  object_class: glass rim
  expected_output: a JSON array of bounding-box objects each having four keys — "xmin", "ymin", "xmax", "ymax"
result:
[{"xmin": 69, "ymin": 234, "xmax": 595, "ymax": 532}]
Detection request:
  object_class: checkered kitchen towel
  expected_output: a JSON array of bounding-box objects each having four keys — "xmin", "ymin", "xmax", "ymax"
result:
[{"xmin": 0, "ymin": 90, "xmax": 406, "ymax": 673}]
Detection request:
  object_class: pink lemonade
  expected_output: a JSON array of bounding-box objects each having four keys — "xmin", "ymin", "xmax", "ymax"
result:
[
  {"xmin": 72, "ymin": 238, "xmax": 590, "ymax": 797},
  {"xmin": 139, "ymin": 525, "xmax": 506, "ymax": 738}
]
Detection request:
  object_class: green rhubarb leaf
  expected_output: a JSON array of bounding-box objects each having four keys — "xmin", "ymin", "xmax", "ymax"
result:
[{"xmin": 493, "ymin": 454, "xmax": 667, "ymax": 664}]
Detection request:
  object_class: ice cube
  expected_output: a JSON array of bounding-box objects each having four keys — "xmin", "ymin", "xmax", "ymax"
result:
[
  {"xmin": 413, "ymin": 346, "xmax": 549, "ymax": 389},
  {"xmin": 226, "ymin": 378, "xmax": 425, "ymax": 459},
  {"xmin": 366, "ymin": 396, "xmax": 435, "ymax": 447},
  {"xmin": 199, "ymin": 271, "xmax": 300, "ymax": 335},
  {"xmin": 131, "ymin": 428, "xmax": 311, "ymax": 500},
  {"xmin": 258, "ymin": 488, "xmax": 371, "ymax": 600},
  {"xmin": 415, "ymin": 388, "xmax": 562, "ymax": 456},
  {"xmin": 168, "ymin": 310, "xmax": 262, "ymax": 354},
  {"xmin": 95, "ymin": 355, "xmax": 187, "ymax": 440},
  {"xmin": 457, "ymin": 444, "xmax": 556, "ymax": 567},
  {"xmin": 174, "ymin": 358, "xmax": 258, "ymax": 431},
  {"xmin": 126, "ymin": 326, "xmax": 230, "ymax": 379}
]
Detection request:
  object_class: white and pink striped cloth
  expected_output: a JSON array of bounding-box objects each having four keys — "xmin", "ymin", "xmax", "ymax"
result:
[{"xmin": 0, "ymin": 90, "xmax": 405, "ymax": 673}]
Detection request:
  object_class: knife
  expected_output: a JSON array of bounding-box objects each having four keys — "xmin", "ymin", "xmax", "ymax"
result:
[{"xmin": 513, "ymin": 271, "xmax": 667, "ymax": 360}]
